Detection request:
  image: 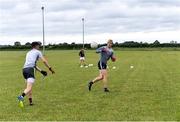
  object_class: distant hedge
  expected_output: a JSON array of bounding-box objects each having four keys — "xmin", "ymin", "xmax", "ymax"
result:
[{"xmin": 1, "ymin": 41, "xmax": 180, "ymax": 50}]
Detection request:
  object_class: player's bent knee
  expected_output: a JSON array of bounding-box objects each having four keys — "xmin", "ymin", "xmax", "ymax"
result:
[{"xmin": 99, "ymin": 75, "xmax": 103, "ymax": 80}]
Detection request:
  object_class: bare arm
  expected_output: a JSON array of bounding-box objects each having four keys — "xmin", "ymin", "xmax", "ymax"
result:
[
  {"xmin": 35, "ymin": 66, "xmax": 42, "ymax": 72},
  {"xmin": 40, "ymin": 56, "xmax": 55, "ymax": 74},
  {"xmin": 35, "ymin": 65, "xmax": 48, "ymax": 76},
  {"xmin": 40, "ymin": 56, "xmax": 51, "ymax": 68}
]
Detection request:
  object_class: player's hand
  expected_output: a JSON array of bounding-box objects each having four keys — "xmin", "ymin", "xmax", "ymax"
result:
[
  {"xmin": 41, "ymin": 70, "xmax": 47, "ymax": 76},
  {"xmin": 111, "ymin": 56, "xmax": 116, "ymax": 62},
  {"xmin": 49, "ymin": 67, "xmax": 55, "ymax": 74}
]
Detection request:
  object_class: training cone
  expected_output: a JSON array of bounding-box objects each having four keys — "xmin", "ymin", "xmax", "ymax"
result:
[{"xmin": 19, "ymin": 101, "xmax": 24, "ymax": 108}]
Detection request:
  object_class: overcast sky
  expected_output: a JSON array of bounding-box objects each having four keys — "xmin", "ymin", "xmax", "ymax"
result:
[{"xmin": 0, "ymin": 0, "xmax": 180, "ymax": 45}]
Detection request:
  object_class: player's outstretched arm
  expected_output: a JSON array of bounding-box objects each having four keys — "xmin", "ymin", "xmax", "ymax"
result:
[
  {"xmin": 35, "ymin": 66, "xmax": 42, "ymax": 72},
  {"xmin": 40, "ymin": 56, "xmax": 55, "ymax": 74}
]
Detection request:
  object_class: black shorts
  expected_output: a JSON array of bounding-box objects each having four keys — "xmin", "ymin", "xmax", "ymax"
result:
[
  {"xmin": 22, "ymin": 67, "xmax": 35, "ymax": 80},
  {"xmin": 98, "ymin": 61, "xmax": 107, "ymax": 70}
]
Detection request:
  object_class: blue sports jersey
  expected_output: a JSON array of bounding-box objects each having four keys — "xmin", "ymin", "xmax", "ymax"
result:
[{"xmin": 96, "ymin": 46, "xmax": 114, "ymax": 64}]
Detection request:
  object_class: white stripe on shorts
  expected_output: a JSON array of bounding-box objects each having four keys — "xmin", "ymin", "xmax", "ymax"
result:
[
  {"xmin": 100, "ymin": 61, "xmax": 103, "ymax": 69},
  {"xmin": 26, "ymin": 78, "xmax": 35, "ymax": 83}
]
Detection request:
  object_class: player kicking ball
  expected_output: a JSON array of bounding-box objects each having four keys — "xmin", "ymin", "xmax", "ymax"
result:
[
  {"xmin": 17, "ymin": 42, "xmax": 55, "ymax": 107},
  {"xmin": 88, "ymin": 39, "xmax": 116, "ymax": 92}
]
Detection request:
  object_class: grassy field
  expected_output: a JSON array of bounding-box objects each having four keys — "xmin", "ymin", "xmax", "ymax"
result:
[{"xmin": 1, "ymin": 50, "xmax": 180, "ymax": 121}]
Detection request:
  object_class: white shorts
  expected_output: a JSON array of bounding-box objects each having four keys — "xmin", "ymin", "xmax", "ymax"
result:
[
  {"xmin": 80, "ymin": 57, "xmax": 85, "ymax": 60},
  {"xmin": 25, "ymin": 78, "xmax": 35, "ymax": 84}
]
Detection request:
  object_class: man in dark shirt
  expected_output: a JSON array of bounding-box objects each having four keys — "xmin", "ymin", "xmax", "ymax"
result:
[{"xmin": 79, "ymin": 49, "xmax": 86, "ymax": 67}]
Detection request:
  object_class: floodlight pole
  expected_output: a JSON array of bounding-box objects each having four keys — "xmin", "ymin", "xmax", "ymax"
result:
[
  {"xmin": 82, "ymin": 18, "xmax": 85, "ymax": 49},
  {"xmin": 41, "ymin": 6, "xmax": 45, "ymax": 55}
]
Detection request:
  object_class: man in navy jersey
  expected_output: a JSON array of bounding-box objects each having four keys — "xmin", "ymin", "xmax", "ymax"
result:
[{"xmin": 88, "ymin": 39, "xmax": 116, "ymax": 92}]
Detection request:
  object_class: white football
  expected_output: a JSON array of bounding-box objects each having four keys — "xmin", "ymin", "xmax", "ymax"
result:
[
  {"xmin": 90, "ymin": 42, "xmax": 98, "ymax": 48},
  {"xmin": 112, "ymin": 66, "xmax": 116, "ymax": 69},
  {"xmin": 130, "ymin": 66, "xmax": 134, "ymax": 69}
]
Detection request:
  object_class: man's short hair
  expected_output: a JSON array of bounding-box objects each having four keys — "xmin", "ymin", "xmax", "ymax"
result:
[
  {"xmin": 31, "ymin": 42, "xmax": 41, "ymax": 48},
  {"xmin": 107, "ymin": 39, "xmax": 113, "ymax": 44}
]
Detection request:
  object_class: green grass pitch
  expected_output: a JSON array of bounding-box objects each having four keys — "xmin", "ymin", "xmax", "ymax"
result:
[{"xmin": 1, "ymin": 50, "xmax": 180, "ymax": 121}]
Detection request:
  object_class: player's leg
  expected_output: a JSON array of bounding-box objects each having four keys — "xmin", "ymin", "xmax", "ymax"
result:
[
  {"xmin": 28, "ymin": 89, "xmax": 33, "ymax": 105},
  {"xmin": 101, "ymin": 69, "xmax": 109, "ymax": 92},
  {"xmin": 18, "ymin": 81, "xmax": 33, "ymax": 99},
  {"xmin": 82, "ymin": 59, "xmax": 85, "ymax": 66},
  {"xmin": 18, "ymin": 67, "xmax": 35, "ymax": 107},
  {"xmin": 92, "ymin": 71, "xmax": 103, "ymax": 83},
  {"xmin": 17, "ymin": 80, "xmax": 33, "ymax": 108},
  {"xmin": 81, "ymin": 59, "xmax": 84, "ymax": 66},
  {"xmin": 88, "ymin": 72, "xmax": 103, "ymax": 91},
  {"xmin": 17, "ymin": 76, "xmax": 34, "ymax": 104},
  {"xmin": 24, "ymin": 82, "xmax": 33, "ymax": 94},
  {"xmin": 80, "ymin": 59, "xmax": 82, "ymax": 65},
  {"xmin": 80, "ymin": 58, "xmax": 83, "ymax": 67},
  {"xmin": 88, "ymin": 61, "xmax": 104, "ymax": 91},
  {"xmin": 82, "ymin": 57, "xmax": 86, "ymax": 66}
]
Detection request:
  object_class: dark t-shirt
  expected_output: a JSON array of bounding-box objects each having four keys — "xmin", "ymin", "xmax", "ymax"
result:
[{"xmin": 79, "ymin": 50, "xmax": 85, "ymax": 57}]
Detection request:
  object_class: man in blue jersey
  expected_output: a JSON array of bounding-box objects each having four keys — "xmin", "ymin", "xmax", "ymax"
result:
[
  {"xmin": 17, "ymin": 42, "xmax": 55, "ymax": 107},
  {"xmin": 88, "ymin": 39, "xmax": 116, "ymax": 92}
]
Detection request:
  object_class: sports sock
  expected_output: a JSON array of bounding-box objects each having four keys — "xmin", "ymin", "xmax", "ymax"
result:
[
  {"xmin": 29, "ymin": 98, "xmax": 32, "ymax": 104},
  {"xmin": 21, "ymin": 93, "xmax": 26, "ymax": 97},
  {"xmin": 90, "ymin": 81, "xmax": 94, "ymax": 84},
  {"xmin": 104, "ymin": 88, "xmax": 109, "ymax": 91}
]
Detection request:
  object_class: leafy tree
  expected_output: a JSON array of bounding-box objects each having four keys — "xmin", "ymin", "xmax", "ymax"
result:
[
  {"xmin": 25, "ymin": 42, "xmax": 31, "ymax": 46},
  {"xmin": 14, "ymin": 41, "xmax": 21, "ymax": 46},
  {"xmin": 153, "ymin": 40, "xmax": 160, "ymax": 45}
]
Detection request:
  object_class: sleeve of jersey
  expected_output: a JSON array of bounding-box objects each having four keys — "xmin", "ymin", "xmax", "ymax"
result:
[{"xmin": 96, "ymin": 47, "xmax": 104, "ymax": 53}]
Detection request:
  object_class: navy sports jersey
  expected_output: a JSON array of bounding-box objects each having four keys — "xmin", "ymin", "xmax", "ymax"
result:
[
  {"xmin": 79, "ymin": 50, "xmax": 85, "ymax": 57},
  {"xmin": 96, "ymin": 46, "xmax": 114, "ymax": 64}
]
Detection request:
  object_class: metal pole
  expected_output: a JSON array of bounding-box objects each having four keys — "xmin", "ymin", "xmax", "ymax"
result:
[
  {"xmin": 41, "ymin": 6, "xmax": 45, "ymax": 55},
  {"xmin": 82, "ymin": 18, "xmax": 84, "ymax": 49}
]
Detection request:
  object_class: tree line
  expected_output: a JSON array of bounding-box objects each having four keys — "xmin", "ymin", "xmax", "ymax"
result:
[{"xmin": 0, "ymin": 40, "xmax": 180, "ymax": 50}]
